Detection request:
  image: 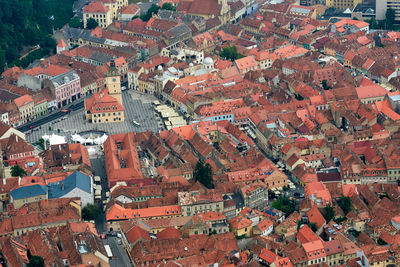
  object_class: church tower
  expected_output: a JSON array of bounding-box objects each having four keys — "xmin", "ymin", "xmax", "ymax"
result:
[{"xmin": 106, "ymin": 59, "xmax": 122, "ymax": 105}]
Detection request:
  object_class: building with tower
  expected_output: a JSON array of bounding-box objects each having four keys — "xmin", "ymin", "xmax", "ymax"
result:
[{"xmin": 84, "ymin": 60, "xmax": 125, "ymax": 124}]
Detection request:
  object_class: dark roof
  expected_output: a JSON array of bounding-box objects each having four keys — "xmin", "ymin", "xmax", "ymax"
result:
[
  {"xmin": 48, "ymin": 171, "xmax": 91, "ymax": 199},
  {"xmin": 316, "ymin": 172, "xmax": 341, "ymax": 182},
  {"xmin": 10, "ymin": 184, "xmax": 48, "ymax": 200}
]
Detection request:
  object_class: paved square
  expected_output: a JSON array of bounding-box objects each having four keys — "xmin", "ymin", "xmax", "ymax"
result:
[{"xmin": 26, "ymin": 90, "xmax": 160, "ymax": 143}]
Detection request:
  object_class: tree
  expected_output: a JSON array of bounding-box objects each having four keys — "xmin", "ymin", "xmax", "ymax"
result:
[
  {"xmin": 28, "ymin": 256, "xmax": 44, "ymax": 267},
  {"xmin": 193, "ymin": 159, "xmax": 214, "ymax": 189},
  {"xmin": 161, "ymin": 3, "xmax": 176, "ymax": 11},
  {"xmin": 220, "ymin": 45, "xmax": 243, "ymax": 61},
  {"xmin": 322, "ymin": 79, "xmax": 329, "ymax": 90},
  {"xmin": 11, "ymin": 165, "xmax": 26, "ymax": 177},
  {"xmin": 0, "ymin": 0, "xmax": 75, "ymax": 72},
  {"xmin": 309, "ymin": 222, "xmax": 318, "ymax": 232},
  {"xmin": 338, "ymin": 196, "xmax": 352, "ymax": 215},
  {"xmin": 386, "ymin": 8, "xmax": 396, "ymax": 30},
  {"xmin": 140, "ymin": 4, "xmax": 160, "ymax": 22},
  {"xmin": 82, "ymin": 204, "xmax": 101, "ymax": 220},
  {"xmin": 323, "ymin": 205, "xmax": 335, "ymax": 222},
  {"xmin": 272, "ymin": 195, "xmax": 298, "ymax": 216},
  {"xmin": 86, "ymin": 18, "xmax": 98, "ymax": 29},
  {"xmin": 69, "ymin": 17, "xmax": 83, "ymax": 28},
  {"xmin": 38, "ymin": 138, "xmax": 45, "ymax": 150}
]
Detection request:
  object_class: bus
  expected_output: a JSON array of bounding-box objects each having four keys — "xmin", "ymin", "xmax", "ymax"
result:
[{"xmin": 104, "ymin": 245, "xmax": 113, "ymax": 259}]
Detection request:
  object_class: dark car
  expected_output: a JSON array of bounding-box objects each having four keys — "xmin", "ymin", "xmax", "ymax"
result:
[{"xmin": 293, "ymin": 192, "xmax": 301, "ymax": 198}]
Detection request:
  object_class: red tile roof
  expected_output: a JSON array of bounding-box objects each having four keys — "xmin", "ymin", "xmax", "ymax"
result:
[
  {"xmin": 297, "ymin": 225, "xmax": 319, "ymax": 244},
  {"xmin": 156, "ymin": 227, "xmax": 183, "ymax": 240},
  {"xmin": 13, "ymin": 95, "xmax": 34, "ymax": 108},
  {"xmin": 106, "ymin": 203, "xmax": 182, "ymax": 221},
  {"xmin": 306, "ymin": 205, "xmax": 325, "ymax": 230},
  {"xmin": 229, "ymin": 215, "xmax": 252, "ymax": 230},
  {"xmin": 83, "ymin": 1, "xmax": 109, "ymax": 13},
  {"xmin": 126, "ymin": 226, "xmax": 151, "ymax": 244}
]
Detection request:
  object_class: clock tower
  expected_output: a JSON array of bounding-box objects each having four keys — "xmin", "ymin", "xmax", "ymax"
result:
[{"xmin": 106, "ymin": 59, "xmax": 122, "ymax": 105}]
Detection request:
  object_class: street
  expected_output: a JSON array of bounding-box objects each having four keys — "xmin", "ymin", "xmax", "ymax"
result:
[
  {"xmin": 102, "ymin": 236, "xmax": 132, "ymax": 267},
  {"xmin": 91, "ymin": 156, "xmax": 108, "ymax": 234}
]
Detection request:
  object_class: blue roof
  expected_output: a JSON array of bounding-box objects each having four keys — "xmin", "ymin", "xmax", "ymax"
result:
[
  {"xmin": 48, "ymin": 171, "xmax": 91, "ymax": 199},
  {"xmin": 10, "ymin": 184, "xmax": 48, "ymax": 200}
]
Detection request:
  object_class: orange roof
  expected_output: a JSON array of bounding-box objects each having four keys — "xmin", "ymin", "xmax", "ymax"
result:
[
  {"xmin": 374, "ymin": 99, "xmax": 400, "ymax": 121},
  {"xmin": 172, "ymin": 125, "xmax": 196, "ymax": 140},
  {"xmin": 297, "ymin": 225, "xmax": 319, "ymax": 244},
  {"xmin": 120, "ymin": 3, "xmax": 140, "ymax": 15},
  {"xmin": 356, "ymin": 84, "xmax": 387, "ymax": 99},
  {"xmin": 83, "ymin": 1, "xmax": 109, "ymax": 13},
  {"xmin": 23, "ymin": 64, "xmax": 70, "ymax": 77},
  {"xmin": 14, "ymin": 94, "xmax": 34, "ymax": 107},
  {"xmin": 85, "ymin": 88, "xmax": 124, "ymax": 113},
  {"xmin": 156, "ymin": 227, "xmax": 182, "ymax": 240},
  {"xmin": 235, "ymin": 56, "xmax": 257, "ymax": 71},
  {"xmin": 259, "ymin": 248, "xmax": 281, "ymax": 264},
  {"xmin": 306, "ymin": 205, "xmax": 326, "ymax": 229},
  {"xmin": 106, "ymin": 203, "xmax": 182, "ymax": 221},
  {"xmin": 229, "ymin": 215, "xmax": 252, "ymax": 230},
  {"xmin": 57, "ymin": 39, "xmax": 67, "ymax": 48},
  {"xmin": 334, "ymin": 19, "xmax": 369, "ymax": 29},
  {"xmin": 274, "ymin": 45, "xmax": 308, "ymax": 59},
  {"xmin": 126, "ymin": 226, "xmax": 151, "ymax": 243},
  {"xmin": 257, "ymin": 218, "xmax": 273, "ymax": 232},
  {"xmin": 194, "ymin": 211, "xmax": 226, "ymax": 223}
]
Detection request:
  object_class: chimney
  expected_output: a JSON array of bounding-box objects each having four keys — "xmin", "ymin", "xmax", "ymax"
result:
[
  {"xmin": 16, "ymin": 135, "xmax": 18, "ymax": 142},
  {"xmin": 61, "ymin": 182, "xmax": 64, "ymax": 190}
]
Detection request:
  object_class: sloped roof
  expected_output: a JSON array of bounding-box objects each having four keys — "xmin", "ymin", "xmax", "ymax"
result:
[
  {"xmin": 10, "ymin": 184, "xmax": 48, "ymax": 200},
  {"xmin": 48, "ymin": 171, "xmax": 91, "ymax": 199}
]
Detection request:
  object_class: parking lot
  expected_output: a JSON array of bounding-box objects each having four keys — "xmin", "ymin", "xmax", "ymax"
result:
[{"xmin": 25, "ymin": 90, "xmax": 160, "ymax": 143}]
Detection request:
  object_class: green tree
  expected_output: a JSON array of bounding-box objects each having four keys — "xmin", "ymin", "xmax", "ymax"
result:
[
  {"xmin": 322, "ymin": 79, "xmax": 329, "ymax": 90},
  {"xmin": 386, "ymin": 8, "xmax": 396, "ymax": 29},
  {"xmin": 309, "ymin": 222, "xmax": 318, "ymax": 232},
  {"xmin": 69, "ymin": 17, "xmax": 83, "ymax": 28},
  {"xmin": 86, "ymin": 18, "xmax": 98, "ymax": 29},
  {"xmin": 140, "ymin": 4, "xmax": 160, "ymax": 22},
  {"xmin": 220, "ymin": 45, "xmax": 243, "ymax": 61},
  {"xmin": 82, "ymin": 204, "xmax": 101, "ymax": 220},
  {"xmin": 11, "ymin": 165, "xmax": 27, "ymax": 177},
  {"xmin": 193, "ymin": 159, "xmax": 214, "ymax": 189},
  {"xmin": 338, "ymin": 196, "xmax": 352, "ymax": 215},
  {"xmin": 161, "ymin": 3, "xmax": 176, "ymax": 11},
  {"xmin": 0, "ymin": 0, "xmax": 75, "ymax": 72},
  {"xmin": 323, "ymin": 205, "xmax": 335, "ymax": 222},
  {"xmin": 28, "ymin": 255, "xmax": 44, "ymax": 267},
  {"xmin": 272, "ymin": 195, "xmax": 298, "ymax": 216}
]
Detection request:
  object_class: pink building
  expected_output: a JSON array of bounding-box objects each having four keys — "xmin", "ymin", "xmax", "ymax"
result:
[{"xmin": 50, "ymin": 70, "xmax": 81, "ymax": 108}]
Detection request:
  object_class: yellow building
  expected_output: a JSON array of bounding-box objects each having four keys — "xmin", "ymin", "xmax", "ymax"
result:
[
  {"xmin": 228, "ymin": 215, "xmax": 253, "ymax": 237},
  {"xmin": 14, "ymin": 95, "xmax": 35, "ymax": 124},
  {"xmin": 83, "ymin": 0, "xmax": 128, "ymax": 28},
  {"xmin": 10, "ymin": 184, "xmax": 48, "ymax": 209},
  {"xmin": 326, "ymin": 0, "xmax": 362, "ymax": 10},
  {"xmin": 83, "ymin": 1, "xmax": 113, "ymax": 28},
  {"xmin": 85, "ymin": 60, "xmax": 125, "ymax": 123}
]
